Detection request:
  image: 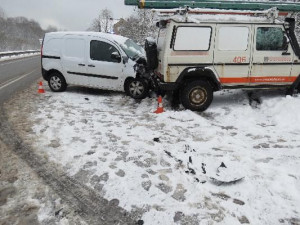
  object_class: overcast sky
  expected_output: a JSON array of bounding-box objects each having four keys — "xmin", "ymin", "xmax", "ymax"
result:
[{"xmin": 0, "ymin": 0, "xmax": 135, "ymax": 30}]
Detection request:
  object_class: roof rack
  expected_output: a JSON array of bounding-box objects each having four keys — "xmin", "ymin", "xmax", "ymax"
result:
[
  {"xmin": 124, "ymin": 0, "xmax": 300, "ymax": 13},
  {"xmin": 155, "ymin": 7, "xmax": 283, "ymax": 19}
]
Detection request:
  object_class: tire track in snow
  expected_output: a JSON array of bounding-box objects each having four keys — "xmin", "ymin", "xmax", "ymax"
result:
[{"xmin": 0, "ymin": 106, "xmax": 138, "ymax": 225}]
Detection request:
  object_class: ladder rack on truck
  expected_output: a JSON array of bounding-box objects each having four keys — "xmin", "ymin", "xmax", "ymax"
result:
[{"xmin": 124, "ymin": 0, "xmax": 300, "ymax": 13}]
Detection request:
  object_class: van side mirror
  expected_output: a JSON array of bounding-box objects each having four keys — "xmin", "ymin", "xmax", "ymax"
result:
[{"xmin": 111, "ymin": 52, "xmax": 121, "ymax": 63}]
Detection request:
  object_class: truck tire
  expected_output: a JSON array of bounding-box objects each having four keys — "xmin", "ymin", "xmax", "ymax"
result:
[
  {"xmin": 125, "ymin": 78, "xmax": 149, "ymax": 99},
  {"xmin": 48, "ymin": 72, "xmax": 67, "ymax": 92},
  {"xmin": 297, "ymin": 83, "xmax": 300, "ymax": 93},
  {"xmin": 180, "ymin": 80, "xmax": 213, "ymax": 111}
]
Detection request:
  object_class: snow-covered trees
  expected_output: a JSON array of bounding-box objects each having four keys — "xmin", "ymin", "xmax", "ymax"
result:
[
  {"xmin": 116, "ymin": 9, "xmax": 158, "ymax": 45},
  {"xmin": 89, "ymin": 9, "xmax": 114, "ymax": 33},
  {"xmin": 0, "ymin": 16, "xmax": 46, "ymax": 51}
]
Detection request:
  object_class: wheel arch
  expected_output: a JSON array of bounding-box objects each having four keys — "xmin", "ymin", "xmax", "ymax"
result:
[
  {"xmin": 43, "ymin": 69, "xmax": 64, "ymax": 81},
  {"xmin": 123, "ymin": 76, "xmax": 135, "ymax": 91},
  {"xmin": 176, "ymin": 67, "xmax": 221, "ymax": 91}
]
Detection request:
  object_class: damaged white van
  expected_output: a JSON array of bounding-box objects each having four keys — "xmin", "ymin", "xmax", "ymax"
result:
[{"xmin": 41, "ymin": 32, "xmax": 149, "ymax": 99}]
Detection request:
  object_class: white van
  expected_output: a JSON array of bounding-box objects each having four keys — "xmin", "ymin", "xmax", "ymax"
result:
[{"xmin": 41, "ymin": 32, "xmax": 149, "ymax": 99}]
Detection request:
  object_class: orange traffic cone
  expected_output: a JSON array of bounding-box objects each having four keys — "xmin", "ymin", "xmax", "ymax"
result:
[
  {"xmin": 154, "ymin": 96, "xmax": 164, "ymax": 114},
  {"xmin": 38, "ymin": 81, "xmax": 45, "ymax": 94}
]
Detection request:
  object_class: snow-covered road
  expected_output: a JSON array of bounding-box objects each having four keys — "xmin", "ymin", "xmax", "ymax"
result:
[{"xmin": 10, "ymin": 85, "xmax": 300, "ymax": 224}]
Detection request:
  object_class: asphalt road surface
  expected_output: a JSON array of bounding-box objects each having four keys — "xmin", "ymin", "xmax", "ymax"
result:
[
  {"xmin": 0, "ymin": 55, "xmax": 139, "ymax": 224},
  {"xmin": 0, "ymin": 55, "xmax": 41, "ymax": 104}
]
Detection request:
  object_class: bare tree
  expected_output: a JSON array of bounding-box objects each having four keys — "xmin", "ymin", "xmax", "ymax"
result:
[
  {"xmin": 45, "ymin": 25, "xmax": 58, "ymax": 33},
  {"xmin": 0, "ymin": 7, "xmax": 6, "ymax": 19},
  {"xmin": 89, "ymin": 8, "xmax": 113, "ymax": 33}
]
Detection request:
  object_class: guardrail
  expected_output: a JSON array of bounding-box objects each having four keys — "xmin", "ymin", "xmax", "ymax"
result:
[{"xmin": 0, "ymin": 50, "xmax": 40, "ymax": 58}]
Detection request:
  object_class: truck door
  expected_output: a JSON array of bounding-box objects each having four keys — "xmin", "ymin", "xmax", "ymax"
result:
[
  {"xmin": 62, "ymin": 37, "xmax": 89, "ymax": 86},
  {"xmin": 87, "ymin": 39, "xmax": 124, "ymax": 91},
  {"xmin": 250, "ymin": 25, "xmax": 293, "ymax": 85},
  {"xmin": 213, "ymin": 25, "xmax": 252, "ymax": 86}
]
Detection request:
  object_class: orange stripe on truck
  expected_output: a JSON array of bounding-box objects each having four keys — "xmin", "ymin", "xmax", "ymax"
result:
[{"xmin": 220, "ymin": 76, "xmax": 297, "ymax": 84}]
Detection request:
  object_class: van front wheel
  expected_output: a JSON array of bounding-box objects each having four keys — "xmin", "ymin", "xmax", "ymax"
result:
[
  {"xmin": 181, "ymin": 80, "xmax": 213, "ymax": 111},
  {"xmin": 125, "ymin": 78, "xmax": 149, "ymax": 99},
  {"xmin": 48, "ymin": 72, "xmax": 67, "ymax": 92}
]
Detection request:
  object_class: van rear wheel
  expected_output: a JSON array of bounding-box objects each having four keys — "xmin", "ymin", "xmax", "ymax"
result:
[
  {"xmin": 125, "ymin": 78, "xmax": 149, "ymax": 99},
  {"xmin": 48, "ymin": 72, "xmax": 67, "ymax": 92},
  {"xmin": 180, "ymin": 80, "xmax": 213, "ymax": 111}
]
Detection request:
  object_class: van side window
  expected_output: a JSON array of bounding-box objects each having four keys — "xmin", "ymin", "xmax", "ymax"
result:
[
  {"xmin": 256, "ymin": 27, "xmax": 284, "ymax": 51},
  {"xmin": 174, "ymin": 27, "xmax": 211, "ymax": 51},
  {"xmin": 65, "ymin": 39, "xmax": 85, "ymax": 59},
  {"xmin": 90, "ymin": 40, "xmax": 120, "ymax": 63},
  {"xmin": 218, "ymin": 27, "xmax": 249, "ymax": 51}
]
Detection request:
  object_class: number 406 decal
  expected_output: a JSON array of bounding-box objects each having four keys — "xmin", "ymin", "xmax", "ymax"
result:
[{"xmin": 233, "ymin": 56, "xmax": 246, "ymax": 63}]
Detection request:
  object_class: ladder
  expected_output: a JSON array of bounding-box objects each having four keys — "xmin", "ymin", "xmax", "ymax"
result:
[{"xmin": 124, "ymin": 0, "xmax": 300, "ymax": 12}]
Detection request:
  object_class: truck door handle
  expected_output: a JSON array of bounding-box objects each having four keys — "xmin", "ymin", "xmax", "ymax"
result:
[
  {"xmin": 88, "ymin": 64, "xmax": 95, "ymax": 67},
  {"xmin": 78, "ymin": 63, "xmax": 85, "ymax": 66},
  {"xmin": 282, "ymin": 52, "xmax": 291, "ymax": 56}
]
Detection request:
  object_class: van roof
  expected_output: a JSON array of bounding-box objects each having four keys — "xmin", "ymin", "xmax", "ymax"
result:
[{"xmin": 45, "ymin": 32, "xmax": 129, "ymax": 45}]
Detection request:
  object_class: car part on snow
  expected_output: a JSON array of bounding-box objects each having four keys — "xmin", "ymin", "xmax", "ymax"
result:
[
  {"xmin": 124, "ymin": 0, "xmax": 300, "ymax": 12},
  {"xmin": 210, "ymin": 176, "xmax": 245, "ymax": 186},
  {"xmin": 48, "ymin": 72, "xmax": 67, "ymax": 92},
  {"xmin": 210, "ymin": 162, "xmax": 245, "ymax": 186}
]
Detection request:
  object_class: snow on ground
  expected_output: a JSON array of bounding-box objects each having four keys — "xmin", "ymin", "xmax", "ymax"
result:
[{"xmin": 27, "ymin": 86, "xmax": 300, "ymax": 225}]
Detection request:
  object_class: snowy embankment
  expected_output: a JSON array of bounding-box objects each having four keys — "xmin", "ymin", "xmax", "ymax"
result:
[
  {"xmin": 0, "ymin": 50, "xmax": 40, "ymax": 62},
  {"xmin": 28, "ymin": 87, "xmax": 300, "ymax": 225}
]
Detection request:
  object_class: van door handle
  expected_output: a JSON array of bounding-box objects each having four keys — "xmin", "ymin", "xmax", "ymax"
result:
[
  {"xmin": 282, "ymin": 52, "xmax": 291, "ymax": 56},
  {"xmin": 88, "ymin": 64, "xmax": 95, "ymax": 67},
  {"xmin": 78, "ymin": 63, "xmax": 85, "ymax": 66}
]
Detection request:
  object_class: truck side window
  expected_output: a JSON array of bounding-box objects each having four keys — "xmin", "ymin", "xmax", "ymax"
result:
[
  {"xmin": 174, "ymin": 26, "xmax": 211, "ymax": 51},
  {"xmin": 218, "ymin": 27, "xmax": 249, "ymax": 51},
  {"xmin": 90, "ymin": 40, "xmax": 120, "ymax": 63},
  {"xmin": 256, "ymin": 27, "xmax": 284, "ymax": 51}
]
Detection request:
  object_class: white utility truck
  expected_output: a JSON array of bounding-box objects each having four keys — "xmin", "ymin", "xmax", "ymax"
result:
[
  {"xmin": 125, "ymin": 0, "xmax": 300, "ymax": 111},
  {"xmin": 138, "ymin": 8, "xmax": 300, "ymax": 111}
]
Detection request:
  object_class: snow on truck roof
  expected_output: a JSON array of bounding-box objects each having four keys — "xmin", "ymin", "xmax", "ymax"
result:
[
  {"xmin": 45, "ymin": 32, "xmax": 129, "ymax": 44},
  {"xmin": 156, "ymin": 7, "xmax": 285, "ymax": 24}
]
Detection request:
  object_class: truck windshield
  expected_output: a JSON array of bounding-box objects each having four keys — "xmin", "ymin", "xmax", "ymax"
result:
[{"xmin": 120, "ymin": 39, "xmax": 145, "ymax": 60}]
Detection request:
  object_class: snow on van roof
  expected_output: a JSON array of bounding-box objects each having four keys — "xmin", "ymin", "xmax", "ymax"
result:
[{"xmin": 45, "ymin": 32, "xmax": 129, "ymax": 45}]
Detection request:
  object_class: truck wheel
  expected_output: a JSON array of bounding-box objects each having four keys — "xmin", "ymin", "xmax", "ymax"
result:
[
  {"xmin": 48, "ymin": 72, "xmax": 67, "ymax": 92},
  {"xmin": 125, "ymin": 78, "xmax": 149, "ymax": 99},
  {"xmin": 180, "ymin": 80, "xmax": 213, "ymax": 111}
]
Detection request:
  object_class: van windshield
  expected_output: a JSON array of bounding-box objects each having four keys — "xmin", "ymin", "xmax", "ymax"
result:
[{"xmin": 119, "ymin": 39, "xmax": 145, "ymax": 60}]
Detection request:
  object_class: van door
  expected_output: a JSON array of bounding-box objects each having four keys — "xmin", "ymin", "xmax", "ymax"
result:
[
  {"xmin": 87, "ymin": 39, "xmax": 124, "ymax": 91},
  {"xmin": 250, "ymin": 25, "xmax": 293, "ymax": 85},
  {"xmin": 213, "ymin": 25, "xmax": 252, "ymax": 86},
  {"xmin": 61, "ymin": 37, "xmax": 89, "ymax": 86}
]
